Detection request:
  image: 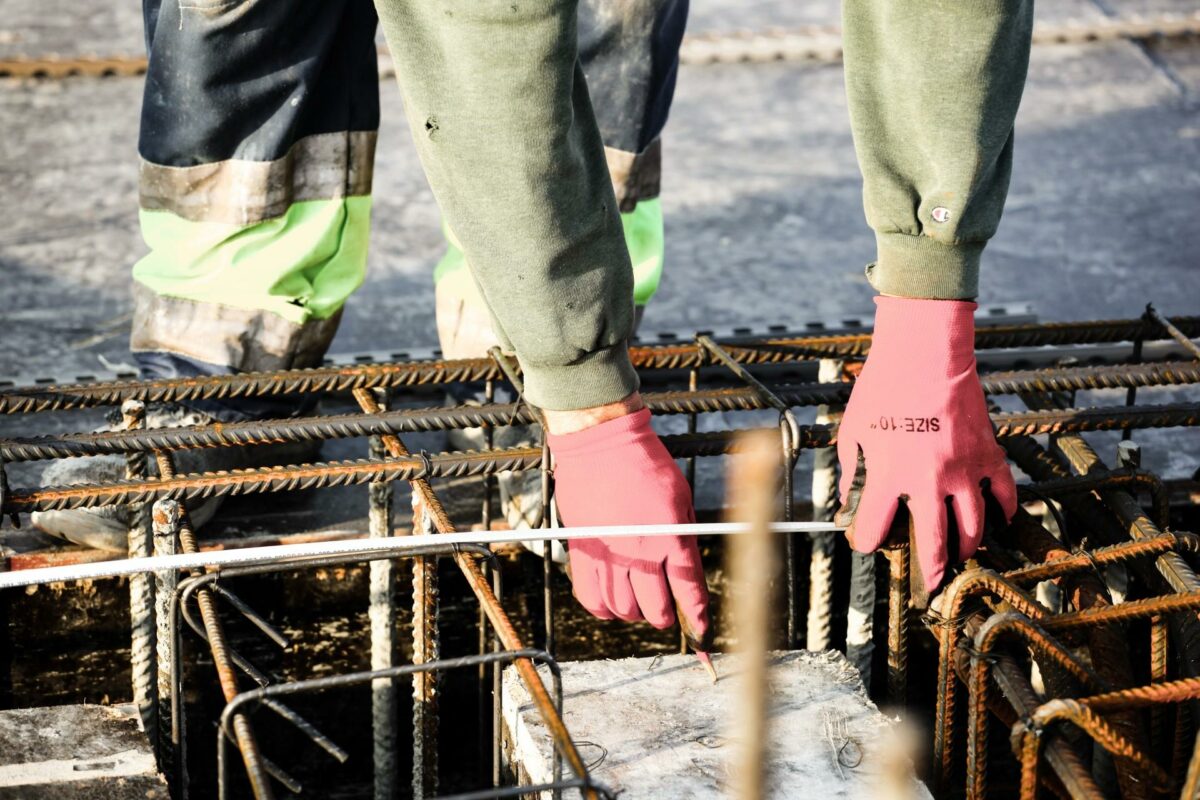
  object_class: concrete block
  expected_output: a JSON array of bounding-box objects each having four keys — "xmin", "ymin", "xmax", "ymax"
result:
[
  {"xmin": 0, "ymin": 703, "xmax": 168, "ymax": 799},
  {"xmin": 503, "ymin": 650, "xmax": 930, "ymax": 799}
]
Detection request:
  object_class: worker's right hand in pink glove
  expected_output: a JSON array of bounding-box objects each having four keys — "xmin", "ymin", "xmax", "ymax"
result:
[
  {"xmin": 834, "ymin": 296, "xmax": 1018, "ymax": 593},
  {"xmin": 547, "ymin": 408, "xmax": 712, "ymax": 646}
]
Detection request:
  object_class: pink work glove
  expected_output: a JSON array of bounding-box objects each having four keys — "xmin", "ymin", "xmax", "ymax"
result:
[
  {"xmin": 547, "ymin": 408, "xmax": 712, "ymax": 645},
  {"xmin": 835, "ymin": 297, "xmax": 1017, "ymax": 593}
]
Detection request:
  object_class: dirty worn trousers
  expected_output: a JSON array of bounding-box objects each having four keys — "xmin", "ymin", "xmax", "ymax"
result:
[
  {"xmin": 132, "ymin": 0, "xmax": 686, "ymax": 414},
  {"xmin": 371, "ymin": 0, "xmax": 1033, "ymax": 409}
]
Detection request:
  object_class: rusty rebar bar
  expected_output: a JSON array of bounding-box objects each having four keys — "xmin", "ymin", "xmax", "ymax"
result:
[
  {"xmin": 966, "ymin": 612, "xmax": 1108, "ymax": 800},
  {"xmin": 885, "ymin": 545, "xmax": 909, "ymax": 706},
  {"xmin": 6, "ymin": 362, "xmax": 1199, "ymax": 463},
  {"xmin": 351, "ymin": 389, "xmax": 598, "ymax": 799},
  {"xmin": 1075, "ymin": 675, "xmax": 1200, "ymax": 713},
  {"xmin": 1002, "ymin": 530, "xmax": 1200, "ymax": 587},
  {"xmin": 1014, "ymin": 699, "xmax": 1172, "ymax": 799},
  {"xmin": 9, "ymin": 404, "xmax": 1196, "ymax": 516},
  {"xmin": 1146, "ymin": 304, "xmax": 1200, "ymax": 361},
  {"xmin": 1040, "ymin": 590, "xmax": 1200, "ymax": 632},
  {"xmin": 2, "ymin": 315, "xmax": 1197, "ymax": 414},
  {"xmin": 986, "ymin": 651, "xmax": 1105, "ymax": 799},
  {"xmin": 930, "ymin": 569, "xmax": 1047, "ymax": 794},
  {"xmin": 156, "ymin": 450, "xmax": 275, "ymax": 800}
]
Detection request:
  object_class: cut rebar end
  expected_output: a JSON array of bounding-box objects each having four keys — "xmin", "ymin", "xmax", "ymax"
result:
[{"xmin": 697, "ymin": 651, "xmax": 718, "ymax": 684}]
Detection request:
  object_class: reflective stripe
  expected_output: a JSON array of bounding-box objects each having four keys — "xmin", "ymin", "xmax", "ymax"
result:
[
  {"xmin": 625, "ymin": 198, "xmax": 664, "ymax": 305},
  {"xmin": 130, "ymin": 283, "xmax": 342, "ymax": 373},
  {"xmin": 133, "ymin": 195, "xmax": 371, "ymax": 326},
  {"xmin": 139, "ymin": 131, "xmax": 376, "ymax": 226},
  {"xmin": 435, "ymin": 198, "xmax": 665, "ymax": 306},
  {"xmin": 604, "ymin": 137, "xmax": 662, "ymax": 212}
]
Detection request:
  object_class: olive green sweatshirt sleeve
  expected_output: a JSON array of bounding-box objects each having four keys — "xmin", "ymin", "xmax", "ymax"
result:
[
  {"xmin": 843, "ymin": 0, "xmax": 1034, "ymax": 300},
  {"xmin": 373, "ymin": 0, "xmax": 638, "ymax": 411}
]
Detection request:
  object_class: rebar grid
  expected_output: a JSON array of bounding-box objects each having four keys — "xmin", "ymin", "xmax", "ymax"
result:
[{"xmin": 1, "ymin": 311, "xmax": 1198, "ymax": 799}]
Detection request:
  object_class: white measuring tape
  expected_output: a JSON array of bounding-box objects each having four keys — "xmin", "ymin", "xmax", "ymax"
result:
[{"xmin": 0, "ymin": 521, "xmax": 845, "ymax": 590}]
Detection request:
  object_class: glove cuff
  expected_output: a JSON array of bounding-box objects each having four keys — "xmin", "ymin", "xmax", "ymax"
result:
[
  {"xmin": 546, "ymin": 407, "xmax": 655, "ymax": 457},
  {"xmin": 867, "ymin": 232, "xmax": 983, "ymax": 300},
  {"xmin": 871, "ymin": 296, "xmax": 978, "ymax": 373}
]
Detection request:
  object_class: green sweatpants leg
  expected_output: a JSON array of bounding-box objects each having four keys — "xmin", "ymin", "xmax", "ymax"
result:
[
  {"xmin": 374, "ymin": 0, "xmax": 638, "ymax": 411},
  {"xmin": 377, "ymin": 0, "xmax": 1033, "ymax": 408},
  {"xmin": 843, "ymin": 0, "xmax": 1034, "ymax": 300}
]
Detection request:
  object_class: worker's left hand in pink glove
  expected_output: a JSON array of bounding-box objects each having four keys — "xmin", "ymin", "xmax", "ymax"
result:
[
  {"xmin": 547, "ymin": 408, "xmax": 712, "ymax": 644},
  {"xmin": 835, "ymin": 297, "xmax": 1018, "ymax": 593}
]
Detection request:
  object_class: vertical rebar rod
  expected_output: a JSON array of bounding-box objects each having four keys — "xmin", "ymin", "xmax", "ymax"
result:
[
  {"xmin": 152, "ymin": 498, "xmax": 181, "ymax": 779},
  {"xmin": 352, "ymin": 387, "xmax": 597, "ymax": 799},
  {"xmin": 479, "ymin": 379, "xmax": 495, "ymax": 779},
  {"xmin": 411, "ymin": 501, "xmax": 440, "ymax": 799},
  {"xmin": 368, "ymin": 386, "xmax": 398, "ymax": 800},
  {"xmin": 846, "ymin": 552, "xmax": 876, "ymax": 689},
  {"xmin": 492, "ymin": 563, "xmax": 504, "ymax": 788},
  {"xmin": 885, "ymin": 545, "xmax": 909, "ymax": 706},
  {"xmin": 728, "ymin": 431, "xmax": 780, "ymax": 800},
  {"xmin": 540, "ymin": 439, "xmax": 554, "ymax": 656},
  {"xmin": 156, "ymin": 450, "xmax": 274, "ymax": 800},
  {"xmin": 780, "ymin": 416, "xmax": 796, "ymax": 649},
  {"xmin": 684, "ymin": 366, "xmax": 699, "ymax": 492},
  {"xmin": 122, "ymin": 399, "xmax": 156, "ymax": 737},
  {"xmin": 807, "ymin": 359, "xmax": 841, "ymax": 653},
  {"xmin": 1150, "ymin": 613, "xmax": 1169, "ymax": 757},
  {"xmin": 683, "ymin": 366, "xmax": 700, "ymax": 656}
]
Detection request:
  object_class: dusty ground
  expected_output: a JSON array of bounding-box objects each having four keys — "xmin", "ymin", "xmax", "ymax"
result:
[{"xmin": 1, "ymin": 0, "xmax": 1197, "ymax": 379}]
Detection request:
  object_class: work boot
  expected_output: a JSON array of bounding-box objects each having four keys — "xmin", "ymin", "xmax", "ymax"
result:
[{"xmin": 31, "ymin": 403, "xmax": 314, "ymax": 551}]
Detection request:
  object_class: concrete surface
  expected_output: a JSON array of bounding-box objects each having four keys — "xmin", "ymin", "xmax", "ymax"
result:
[
  {"xmin": 501, "ymin": 650, "xmax": 931, "ymax": 799},
  {"xmin": 1, "ymin": 0, "xmax": 1198, "ymax": 381},
  {"xmin": 0, "ymin": 703, "xmax": 168, "ymax": 799}
]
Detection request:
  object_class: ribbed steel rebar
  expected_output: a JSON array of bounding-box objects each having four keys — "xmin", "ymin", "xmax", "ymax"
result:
[
  {"xmin": 367, "ymin": 413, "xmax": 398, "ymax": 800},
  {"xmin": 2, "ymin": 316, "xmax": 1196, "ymax": 414},
  {"xmin": 1015, "ymin": 699, "xmax": 1173, "ymax": 799},
  {"xmin": 5, "ymin": 362, "xmax": 1197, "ymax": 462},
  {"xmin": 930, "ymin": 570, "xmax": 1047, "ymax": 795},
  {"xmin": 1041, "ymin": 591, "xmax": 1200, "ymax": 632},
  {"xmin": 1078, "ymin": 676, "xmax": 1200, "ymax": 713},
  {"xmin": 6, "ymin": 403, "xmax": 1197, "ymax": 515},
  {"xmin": 967, "ymin": 612, "xmax": 1107, "ymax": 800},
  {"xmin": 122, "ymin": 401, "xmax": 157, "ymax": 743},
  {"xmin": 1003, "ymin": 531, "xmax": 1200, "ymax": 586},
  {"xmin": 351, "ymin": 389, "xmax": 598, "ymax": 799},
  {"xmin": 987, "ymin": 652, "xmax": 1105, "ymax": 800},
  {"xmin": 156, "ymin": 450, "xmax": 276, "ymax": 800}
]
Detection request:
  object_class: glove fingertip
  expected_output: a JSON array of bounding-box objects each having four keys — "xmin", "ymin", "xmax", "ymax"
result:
[{"xmin": 987, "ymin": 468, "xmax": 1019, "ymax": 522}]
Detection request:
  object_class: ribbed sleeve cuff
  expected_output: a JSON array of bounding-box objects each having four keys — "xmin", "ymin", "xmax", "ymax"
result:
[
  {"xmin": 521, "ymin": 341, "xmax": 640, "ymax": 411},
  {"xmin": 866, "ymin": 232, "xmax": 984, "ymax": 300}
]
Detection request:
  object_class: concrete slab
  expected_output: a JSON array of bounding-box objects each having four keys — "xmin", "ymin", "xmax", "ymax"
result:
[
  {"xmin": 502, "ymin": 650, "xmax": 930, "ymax": 799},
  {"xmin": 0, "ymin": 703, "xmax": 168, "ymax": 799}
]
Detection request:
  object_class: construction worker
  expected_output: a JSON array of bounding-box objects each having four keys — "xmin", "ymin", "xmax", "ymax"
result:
[
  {"xmin": 33, "ymin": 0, "xmax": 687, "ymax": 552},
  {"xmin": 36, "ymin": 0, "xmax": 1029, "ymax": 645}
]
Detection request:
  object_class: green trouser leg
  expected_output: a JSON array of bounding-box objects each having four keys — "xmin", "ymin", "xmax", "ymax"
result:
[
  {"xmin": 434, "ymin": 197, "xmax": 664, "ymax": 305},
  {"xmin": 843, "ymin": 0, "xmax": 1034, "ymax": 300},
  {"xmin": 374, "ymin": 0, "xmax": 637, "ymax": 411}
]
